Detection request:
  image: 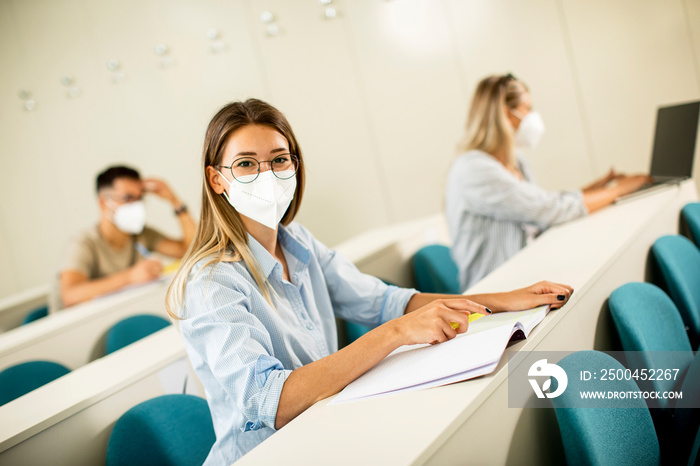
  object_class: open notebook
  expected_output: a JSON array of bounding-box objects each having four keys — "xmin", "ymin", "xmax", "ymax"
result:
[{"xmin": 330, "ymin": 305, "xmax": 549, "ymax": 404}]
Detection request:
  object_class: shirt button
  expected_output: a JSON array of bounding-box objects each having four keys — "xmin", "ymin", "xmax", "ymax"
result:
[{"xmin": 306, "ymin": 323, "xmax": 313, "ymax": 330}]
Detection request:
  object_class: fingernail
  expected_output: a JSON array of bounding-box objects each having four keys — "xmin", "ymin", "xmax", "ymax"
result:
[
  {"xmin": 557, "ymin": 295, "xmax": 565, "ymax": 301},
  {"xmin": 485, "ymin": 308, "xmax": 493, "ymax": 314}
]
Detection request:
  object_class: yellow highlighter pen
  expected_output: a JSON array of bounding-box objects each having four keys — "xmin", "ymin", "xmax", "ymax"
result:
[{"xmin": 450, "ymin": 313, "xmax": 486, "ymax": 330}]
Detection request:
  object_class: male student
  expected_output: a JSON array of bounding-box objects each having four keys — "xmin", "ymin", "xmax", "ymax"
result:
[{"xmin": 58, "ymin": 165, "xmax": 195, "ymax": 308}]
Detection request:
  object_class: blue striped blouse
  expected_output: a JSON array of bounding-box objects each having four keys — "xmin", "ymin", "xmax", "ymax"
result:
[
  {"xmin": 446, "ymin": 150, "xmax": 587, "ymax": 292},
  {"xmin": 178, "ymin": 222, "xmax": 417, "ymax": 464}
]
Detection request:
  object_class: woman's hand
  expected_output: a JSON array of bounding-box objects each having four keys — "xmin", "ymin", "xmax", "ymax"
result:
[
  {"xmin": 584, "ymin": 168, "xmax": 621, "ymax": 191},
  {"xmin": 495, "ymin": 281, "xmax": 573, "ymax": 311},
  {"xmin": 392, "ymin": 299, "xmax": 483, "ymax": 346},
  {"xmin": 613, "ymin": 174, "xmax": 653, "ymax": 197}
]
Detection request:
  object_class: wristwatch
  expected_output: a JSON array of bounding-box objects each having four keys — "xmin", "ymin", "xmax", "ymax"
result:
[{"xmin": 174, "ymin": 204, "xmax": 188, "ymax": 215}]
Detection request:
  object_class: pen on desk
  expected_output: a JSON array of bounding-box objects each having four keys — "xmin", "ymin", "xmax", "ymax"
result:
[{"xmin": 135, "ymin": 242, "xmax": 151, "ymax": 259}]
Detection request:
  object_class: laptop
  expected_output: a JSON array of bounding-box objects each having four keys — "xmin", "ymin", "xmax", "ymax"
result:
[{"xmin": 615, "ymin": 100, "xmax": 700, "ymax": 203}]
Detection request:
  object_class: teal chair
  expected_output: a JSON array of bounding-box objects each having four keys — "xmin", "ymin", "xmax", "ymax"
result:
[
  {"xmin": 651, "ymin": 235, "xmax": 700, "ymax": 348},
  {"xmin": 343, "ymin": 278, "xmax": 396, "ymax": 344},
  {"xmin": 106, "ymin": 394, "xmax": 216, "ymax": 466},
  {"xmin": 609, "ymin": 282, "xmax": 699, "ymax": 463},
  {"xmin": 609, "ymin": 282, "xmax": 693, "ymax": 409},
  {"xmin": 0, "ymin": 360, "xmax": 71, "ymax": 406},
  {"xmin": 552, "ymin": 351, "xmax": 660, "ymax": 466},
  {"xmin": 682, "ymin": 203, "xmax": 700, "ymax": 248},
  {"xmin": 411, "ymin": 245, "xmax": 460, "ymax": 294},
  {"xmin": 345, "ymin": 321, "xmax": 371, "ymax": 343},
  {"xmin": 105, "ymin": 314, "xmax": 171, "ymax": 354},
  {"xmin": 673, "ymin": 354, "xmax": 700, "ymax": 464},
  {"xmin": 689, "ymin": 427, "xmax": 700, "ymax": 466},
  {"xmin": 22, "ymin": 305, "xmax": 48, "ymax": 325}
]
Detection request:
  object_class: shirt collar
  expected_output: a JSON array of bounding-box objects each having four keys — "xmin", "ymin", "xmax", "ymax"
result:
[
  {"xmin": 278, "ymin": 224, "xmax": 310, "ymax": 267},
  {"xmin": 246, "ymin": 234, "xmax": 278, "ymax": 279},
  {"xmin": 245, "ymin": 225, "xmax": 310, "ymax": 281}
]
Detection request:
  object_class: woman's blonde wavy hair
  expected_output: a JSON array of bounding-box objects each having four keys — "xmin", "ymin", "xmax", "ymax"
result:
[
  {"xmin": 166, "ymin": 99, "xmax": 305, "ymax": 319},
  {"xmin": 458, "ymin": 74, "xmax": 529, "ymax": 166}
]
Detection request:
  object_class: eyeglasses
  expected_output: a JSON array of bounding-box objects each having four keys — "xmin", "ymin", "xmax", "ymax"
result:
[
  {"xmin": 105, "ymin": 193, "xmax": 143, "ymax": 204},
  {"xmin": 219, "ymin": 154, "xmax": 299, "ymax": 184}
]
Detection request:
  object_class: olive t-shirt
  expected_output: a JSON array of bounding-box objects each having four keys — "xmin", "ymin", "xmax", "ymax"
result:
[{"xmin": 60, "ymin": 225, "xmax": 165, "ymax": 280}]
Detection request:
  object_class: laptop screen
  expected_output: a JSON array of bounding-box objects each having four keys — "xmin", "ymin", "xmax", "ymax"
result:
[{"xmin": 650, "ymin": 100, "xmax": 700, "ymax": 179}]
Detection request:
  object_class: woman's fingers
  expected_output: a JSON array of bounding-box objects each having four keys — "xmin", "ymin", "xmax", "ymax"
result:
[
  {"xmin": 399, "ymin": 300, "xmax": 472, "ymax": 346},
  {"xmin": 428, "ymin": 319, "xmax": 454, "ymax": 345},
  {"xmin": 532, "ymin": 281, "xmax": 573, "ymax": 298},
  {"xmin": 442, "ymin": 298, "xmax": 491, "ymax": 315},
  {"xmin": 547, "ymin": 281, "xmax": 574, "ymax": 294},
  {"xmin": 540, "ymin": 289, "xmax": 573, "ymax": 310}
]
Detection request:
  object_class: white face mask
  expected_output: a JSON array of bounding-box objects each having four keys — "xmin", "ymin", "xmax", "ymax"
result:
[
  {"xmin": 218, "ymin": 169, "xmax": 297, "ymax": 230},
  {"xmin": 513, "ymin": 110, "xmax": 545, "ymax": 149},
  {"xmin": 111, "ymin": 200, "xmax": 147, "ymax": 235}
]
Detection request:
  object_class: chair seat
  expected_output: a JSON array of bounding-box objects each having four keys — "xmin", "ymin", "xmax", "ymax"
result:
[
  {"xmin": 552, "ymin": 351, "xmax": 660, "ymax": 466},
  {"xmin": 651, "ymin": 235, "xmax": 700, "ymax": 349},
  {"xmin": 105, "ymin": 314, "xmax": 171, "ymax": 354},
  {"xmin": 106, "ymin": 394, "xmax": 216, "ymax": 466},
  {"xmin": 412, "ymin": 244, "xmax": 460, "ymax": 294},
  {"xmin": 0, "ymin": 360, "xmax": 71, "ymax": 406}
]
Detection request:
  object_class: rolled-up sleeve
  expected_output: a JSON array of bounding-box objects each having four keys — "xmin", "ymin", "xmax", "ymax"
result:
[
  {"xmin": 180, "ymin": 267, "xmax": 291, "ymax": 432},
  {"xmin": 299, "ymin": 228, "xmax": 418, "ymax": 326},
  {"xmin": 457, "ymin": 155, "xmax": 587, "ymax": 230}
]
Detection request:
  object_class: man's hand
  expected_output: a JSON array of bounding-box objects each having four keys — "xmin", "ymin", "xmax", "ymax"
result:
[
  {"xmin": 128, "ymin": 258, "xmax": 163, "ymax": 284},
  {"xmin": 142, "ymin": 178, "xmax": 179, "ymax": 206}
]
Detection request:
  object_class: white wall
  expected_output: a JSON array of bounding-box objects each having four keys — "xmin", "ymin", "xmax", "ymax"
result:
[{"xmin": 0, "ymin": 0, "xmax": 699, "ymax": 299}]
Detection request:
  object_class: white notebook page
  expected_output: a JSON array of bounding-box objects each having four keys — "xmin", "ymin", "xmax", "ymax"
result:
[{"xmin": 331, "ymin": 305, "xmax": 549, "ymax": 404}]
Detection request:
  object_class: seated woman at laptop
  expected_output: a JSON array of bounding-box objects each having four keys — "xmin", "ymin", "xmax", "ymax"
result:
[
  {"xmin": 446, "ymin": 73, "xmax": 650, "ymax": 291},
  {"xmin": 165, "ymin": 98, "xmax": 574, "ymax": 464}
]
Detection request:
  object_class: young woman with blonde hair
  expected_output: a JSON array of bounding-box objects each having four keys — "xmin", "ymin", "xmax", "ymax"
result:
[
  {"xmin": 167, "ymin": 98, "xmax": 573, "ymax": 464},
  {"xmin": 446, "ymin": 74, "xmax": 650, "ymax": 291}
]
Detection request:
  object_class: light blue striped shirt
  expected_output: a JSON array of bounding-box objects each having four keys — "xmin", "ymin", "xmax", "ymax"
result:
[
  {"xmin": 446, "ymin": 150, "xmax": 587, "ymax": 292},
  {"xmin": 179, "ymin": 222, "xmax": 417, "ymax": 464}
]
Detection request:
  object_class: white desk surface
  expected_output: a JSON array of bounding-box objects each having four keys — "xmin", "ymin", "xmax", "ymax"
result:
[
  {"xmin": 0, "ymin": 284, "xmax": 50, "ymax": 333},
  {"xmin": 0, "ymin": 278, "xmax": 171, "ymax": 369},
  {"xmin": 0, "ymin": 326, "xmax": 186, "ymax": 455},
  {"xmin": 236, "ymin": 180, "xmax": 697, "ymax": 465}
]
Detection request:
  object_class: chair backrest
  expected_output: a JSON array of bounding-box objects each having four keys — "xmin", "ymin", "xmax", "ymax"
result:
[
  {"xmin": 672, "ymin": 353, "xmax": 700, "ymax": 464},
  {"xmin": 552, "ymin": 351, "xmax": 660, "ymax": 466},
  {"xmin": 106, "ymin": 394, "xmax": 216, "ymax": 466},
  {"xmin": 651, "ymin": 235, "xmax": 700, "ymax": 348},
  {"xmin": 345, "ymin": 321, "xmax": 371, "ymax": 343},
  {"xmin": 689, "ymin": 425, "xmax": 700, "ymax": 466},
  {"xmin": 412, "ymin": 244, "xmax": 460, "ymax": 294},
  {"xmin": 609, "ymin": 282, "xmax": 693, "ymax": 409},
  {"xmin": 682, "ymin": 202, "xmax": 700, "ymax": 248},
  {"xmin": 105, "ymin": 314, "xmax": 171, "ymax": 355},
  {"xmin": 0, "ymin": 360, "xmax": 71, "ymax": 406},
  {"xmin": 22, "ymin": 305, "xmax": 49, "ymax": 325},
  {"xmin": 342, "ymin": 278, "xmax": 394, "ymax": 345}
]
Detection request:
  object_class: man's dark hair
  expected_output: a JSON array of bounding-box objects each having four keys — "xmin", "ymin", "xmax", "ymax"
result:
[{"xmin": 96, "ymin": 165, "xmax": 141, "ymax": 193}]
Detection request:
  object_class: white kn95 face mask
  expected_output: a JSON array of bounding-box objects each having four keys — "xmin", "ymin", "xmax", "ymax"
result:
[
  {"xmin": 513, "ymin": 111, "xmax": 545, "ymax": 150},
  {"xmin": 111, "ymin": 200, "xmax": 147, "ymax": 235},
  {"xmin": 218, "ymin": 169, "xmax": 297, "ymax": 230}
]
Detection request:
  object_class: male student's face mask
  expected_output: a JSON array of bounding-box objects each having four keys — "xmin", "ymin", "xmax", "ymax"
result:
[
  {"xmin": 512, "ymin": 110, "xmax": 545, "ymax": 150},
  {"xmin": 110, "ymin": 200, "xmax": 147, "ymax": 235},
  {"xmin": 218, "ymin": 169, "xmax": 297, "ymax": 230}
]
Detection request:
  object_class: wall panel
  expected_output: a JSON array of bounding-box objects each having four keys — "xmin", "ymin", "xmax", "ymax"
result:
[
  {"xmin": 561, "ymin": 0, "xmax": 700, "ymax": 179},
  {"xmin": 247, "ymin": 0, "xmax": 391, "ymax": 246},
  {"xmin": 443, "ymin": 0, "xmax": 593, "ymax": 192}
]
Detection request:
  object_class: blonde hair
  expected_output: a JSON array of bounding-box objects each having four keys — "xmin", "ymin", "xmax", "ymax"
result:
[
  {"xmin": 458, "ymin": 74, "xmax": 529, "ymax": 166},
  {"xmin": 166, "ymin": 99, "xmax": 305, "ymax": 319}
]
